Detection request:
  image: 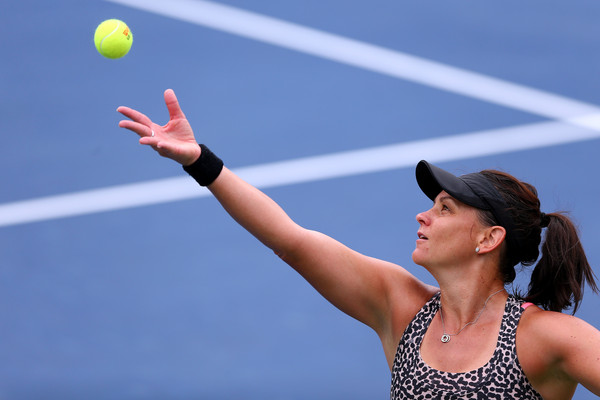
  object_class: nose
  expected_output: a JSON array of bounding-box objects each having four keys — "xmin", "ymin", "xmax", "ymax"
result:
[{"xmin": 416, "ymin": 208, "xmax": 430, "ymax": 225}]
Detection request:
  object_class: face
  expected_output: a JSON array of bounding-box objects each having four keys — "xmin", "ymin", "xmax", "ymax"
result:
[{"xmin": 412, "ymin": 191, "xmax": 486, "ymax": 269}]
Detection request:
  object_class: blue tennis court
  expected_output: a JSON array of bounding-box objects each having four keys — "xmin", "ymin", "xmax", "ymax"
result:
[{"xmin": 1, "ymin": 1, "xmax": 599, "ymax": 398}]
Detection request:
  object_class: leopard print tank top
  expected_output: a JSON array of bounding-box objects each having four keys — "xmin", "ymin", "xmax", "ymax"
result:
[{"xmin": 390, "ymin": 293, "xmax": 543, "ymax": 399}]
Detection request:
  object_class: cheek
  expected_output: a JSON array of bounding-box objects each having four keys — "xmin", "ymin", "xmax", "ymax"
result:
[
  {"xmin": 436, "ymin": 224, "xmax": 476, "ymax": 252},
  {"xmin": 451, "ymin": 226, "xmax": 480, "ymax": 251}
]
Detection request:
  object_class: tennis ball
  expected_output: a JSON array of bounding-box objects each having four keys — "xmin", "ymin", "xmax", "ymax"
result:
[{"xmin": 94, "ymin": 19, "xmax": 133, "ymax": 59}]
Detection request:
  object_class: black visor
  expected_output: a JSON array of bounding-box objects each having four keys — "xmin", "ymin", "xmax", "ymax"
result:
[{"xmin": 416, "ymin": 160, "xmax": 522, "ymax": 264}]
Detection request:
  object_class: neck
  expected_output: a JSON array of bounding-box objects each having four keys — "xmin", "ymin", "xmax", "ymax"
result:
[{"xmin": 436, "ymin": 273, "xmax": 507, "ymax": 330}]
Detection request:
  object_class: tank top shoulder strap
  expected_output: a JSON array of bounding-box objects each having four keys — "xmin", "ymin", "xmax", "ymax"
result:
[{"xmin": 522, "ymin": 302, "xmax": 535, "ymax": 310}]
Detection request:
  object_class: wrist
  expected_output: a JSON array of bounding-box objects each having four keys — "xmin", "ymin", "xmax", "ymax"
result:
[
  {"xmin": 182, "ymin": 144, "xmax": 224, "ymax": 186},
  {"xmin": 182, "ymin": 145, "xmax": 202, "ymax": 167}
]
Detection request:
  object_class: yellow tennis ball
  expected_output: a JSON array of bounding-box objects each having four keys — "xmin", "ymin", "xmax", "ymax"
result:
[{"xmin": 94, "ymin": 19, "xmax": 133, "ymax": 59}]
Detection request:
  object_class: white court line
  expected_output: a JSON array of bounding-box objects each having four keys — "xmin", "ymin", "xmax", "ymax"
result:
[
  {"xmin": 1, "ymin": 120, "xmax": 598, "ymax": 227},
  {"xmin": 5, "ymin": 1, "xmax": 597, "ymax": 227},
  {"xmin": 106, "ymin": 0, "xmax": 600, "ymax": 128}
]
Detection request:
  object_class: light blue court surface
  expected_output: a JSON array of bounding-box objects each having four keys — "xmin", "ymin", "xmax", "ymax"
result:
[{"xmin": 1, "ymin": 1, "xmax": 600, "ymax": 398}]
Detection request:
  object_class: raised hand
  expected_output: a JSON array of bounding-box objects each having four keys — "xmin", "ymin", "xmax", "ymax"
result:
[{"xmin": 117, "ymin": 89, "xmax": 201, "ymax": 166}]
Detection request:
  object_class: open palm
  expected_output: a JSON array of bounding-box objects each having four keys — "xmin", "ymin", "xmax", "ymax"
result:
[{"xmin": 118, "ymin": 89, "xmax": 201, "ymax": 166}]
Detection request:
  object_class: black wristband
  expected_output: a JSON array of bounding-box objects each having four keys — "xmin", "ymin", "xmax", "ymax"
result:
[{"xmin": 182, "ymin": 144, "xmax": 224, "ymax": 186}]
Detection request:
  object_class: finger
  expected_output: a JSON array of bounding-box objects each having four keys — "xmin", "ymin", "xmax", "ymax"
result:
[
  {"xmin": 119, "ymin": 120, "xmax": 154, "ymax": 138},
  {"xmin": 116, "ymin": 106, "xmax": 154, "ymax": 126},
  {"xmin": 164, "ymin": 89, "xmax": 186, "ymax": 121},
  {"xmin": 139, "ymin": 136, "xmax": 160, "ymax": 146}
]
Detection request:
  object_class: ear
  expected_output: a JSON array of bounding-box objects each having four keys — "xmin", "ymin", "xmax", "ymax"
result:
[{"xmin": 476, "ymin": 226, "xmax": 506, "ymax": 254}]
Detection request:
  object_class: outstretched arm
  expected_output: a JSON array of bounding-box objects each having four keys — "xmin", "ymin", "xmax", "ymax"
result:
[{"xmin": 117, "ymin": 90, "xmax": 434, "ymax": 346}]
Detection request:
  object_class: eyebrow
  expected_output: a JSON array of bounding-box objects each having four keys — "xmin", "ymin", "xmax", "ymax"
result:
[{"xmin": 436, "ymin": 194, "xmax": 455, "ymax": 204}]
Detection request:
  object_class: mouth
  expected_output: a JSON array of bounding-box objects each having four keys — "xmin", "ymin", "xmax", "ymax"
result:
[{"xmin": 417, "ymin": 232, "xmax": 428, "ymax": 240}]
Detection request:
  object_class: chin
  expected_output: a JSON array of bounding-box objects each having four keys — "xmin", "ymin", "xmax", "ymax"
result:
[{"xmin": 411, "ymin": 250, "xmax": 427, "ymax": 267}]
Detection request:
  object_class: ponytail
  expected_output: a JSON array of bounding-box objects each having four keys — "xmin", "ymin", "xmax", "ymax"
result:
[
  {"xmin": 525, "ymin": 212, "xmax": 598, "ymax": 313},
  {"xmin": 478, "ymin": 170, "xmax": 598, "ymax": 314}
]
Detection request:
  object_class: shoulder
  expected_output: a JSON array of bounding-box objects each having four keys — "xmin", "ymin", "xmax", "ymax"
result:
[
  {"xmin": 376, "ymin": 262, "xmax": 438, "ymax": 364},
  {"xmin": 384, "ymin": 264, "xmax": 438, "ymax": 323},
  {"xmin": 517, "ymin": 304, "xmax": 600, "ymax": 394},
  {"xmin": 360, "ymin": 255, "xmax": 438, "ymax": 310},
  {"xmin": 519, "ymin": 305, "xmax": 597, "ymax": 344},
  {"xmin": 518, "ymin": 305, "xmax": 595, "ymax": 358}
]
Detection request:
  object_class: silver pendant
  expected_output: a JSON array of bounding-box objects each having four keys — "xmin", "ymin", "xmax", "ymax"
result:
[{"xmin": 441, "ymin": 334, "xmax": 451, "ymax": 343}]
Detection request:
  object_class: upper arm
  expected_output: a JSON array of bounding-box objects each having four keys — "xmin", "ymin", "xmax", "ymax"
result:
[{"xmin": 281, "ymin": 228, "xmax": 435, "ymax": 338}]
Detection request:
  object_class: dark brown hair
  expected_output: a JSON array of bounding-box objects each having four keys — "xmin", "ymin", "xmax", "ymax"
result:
[{"xmin": 477, "ymin": 170, "xmax": 598, "ymax": 314}]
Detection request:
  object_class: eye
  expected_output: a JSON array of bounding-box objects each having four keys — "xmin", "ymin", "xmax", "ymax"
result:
[{"xmin": 441, "ymin": 204, "xmax": 450, "ymax": 212}]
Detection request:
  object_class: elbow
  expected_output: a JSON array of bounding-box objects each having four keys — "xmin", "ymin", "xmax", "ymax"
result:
[
  {"xmin": 273, "ymin": 247, "xmax": 297, "ymax": 265},
  {"xmin": 273, "ymin": 248, "xmax": 287, "ymax": 260},
  {"xmin": 271, "ymin": 229, "xmax": 309, "ymax": 265}
]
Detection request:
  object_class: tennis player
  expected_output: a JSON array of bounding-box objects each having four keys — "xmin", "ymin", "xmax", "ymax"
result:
[{"xmin": 118, "ymin": 89, "xmax": 600, "ymax": 399}]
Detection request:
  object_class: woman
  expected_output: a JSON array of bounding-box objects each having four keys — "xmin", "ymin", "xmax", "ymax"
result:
[{"xmin": 118, "ymin": 89, "xmax": 600, "ymax": 399}]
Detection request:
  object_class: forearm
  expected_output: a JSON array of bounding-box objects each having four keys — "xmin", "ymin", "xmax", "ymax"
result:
[{"xmin": 207, "ymin": 167, "xmax": 304, "ymax": 255}]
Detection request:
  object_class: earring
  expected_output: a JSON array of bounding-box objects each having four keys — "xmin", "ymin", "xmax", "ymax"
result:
[{"xmin": 475, "ymin": 247, "xmax": 480, "ymax": 253}]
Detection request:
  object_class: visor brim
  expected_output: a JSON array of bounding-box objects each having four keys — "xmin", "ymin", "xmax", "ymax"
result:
[{"xmin": 416, "ymin": 160, "xmax": 488, "ymax": 209}]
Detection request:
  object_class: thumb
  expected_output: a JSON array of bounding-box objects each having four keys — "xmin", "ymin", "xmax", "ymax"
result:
[
  {"xmin": 155, "ymin": 140, "xmax": 198, "ymax": 165},
  {"xmin": 164, "ymin": 89, "xmax": 186, "ymax": 121},
  {"xmin": 155, "ymin": 140, "xmax": 181, "ymax": 161}
]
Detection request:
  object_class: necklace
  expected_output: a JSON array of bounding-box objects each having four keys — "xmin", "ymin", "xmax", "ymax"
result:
[{"xmin": 439, "ymin": 288, "xmax": 505, "ymax": 343}]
